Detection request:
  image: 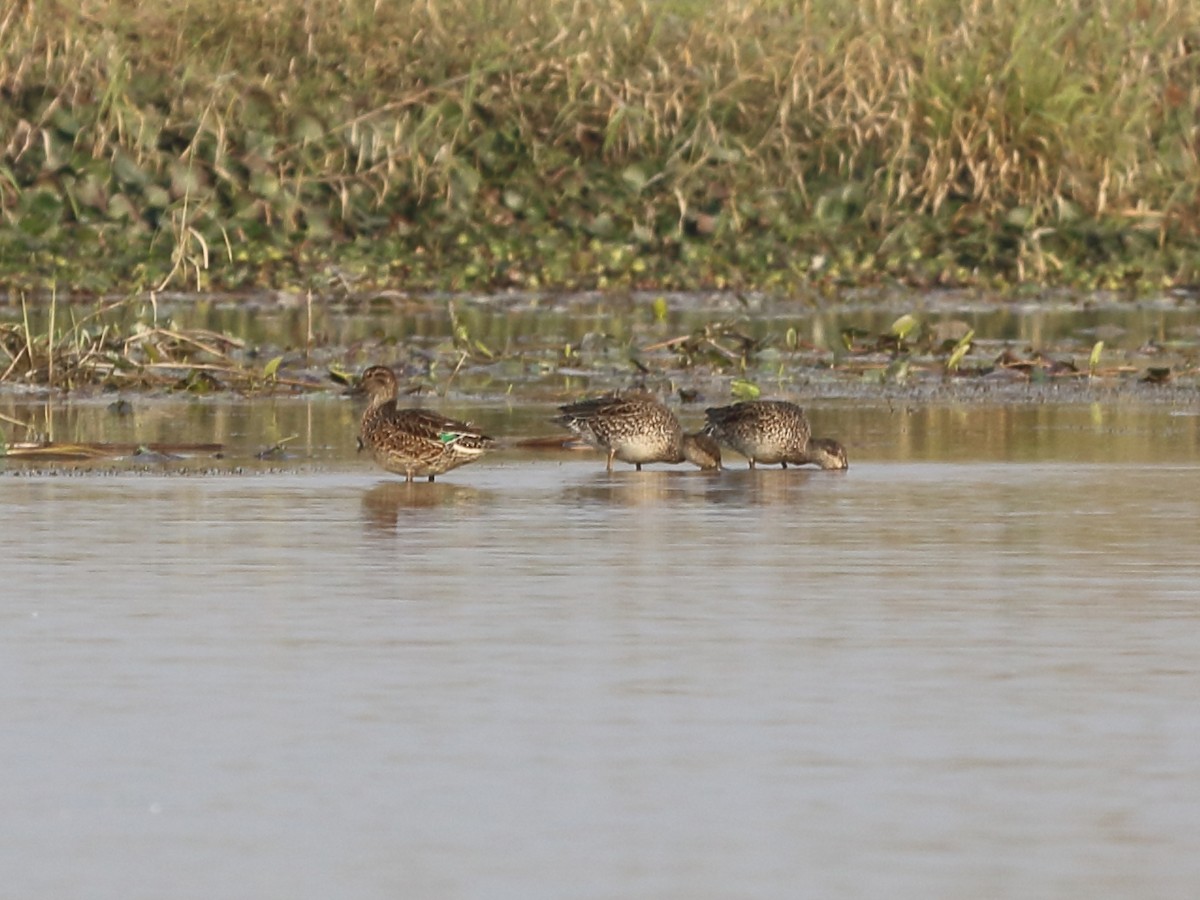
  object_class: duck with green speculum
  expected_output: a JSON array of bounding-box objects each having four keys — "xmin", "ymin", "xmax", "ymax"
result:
[
  {"xmin": 554, "ymin": 392, "xmax": 721, "ymax": 472},
  {"xmin": 351, "ymin": 365, "xmax": 496, "ymax": 482},
  {"xmin": 703, "ymin": 399, "xmax": 848, "ymax": 470}
]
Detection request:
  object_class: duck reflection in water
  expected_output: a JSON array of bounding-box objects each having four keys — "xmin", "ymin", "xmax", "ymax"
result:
[
  {"xmin": 560, "ymin": 468, "xmax": 724, "ymax": 507},
  {"xmin": 360, "ymin": 481, "xmax": 489, "ymax": 532},
  {"xmin": 703, "ymin": 466, "xmax": 835, "ymax": 506}
]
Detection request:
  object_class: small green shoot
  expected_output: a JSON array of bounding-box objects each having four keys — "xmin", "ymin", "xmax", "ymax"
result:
[
  {"xmin": 945, "ymin": 329, "xmax": 975, "ymax": 373},
  {"xmin": 730, "ymin": 378, "xmax": 761, "ymax": 400},
  {"xmin": 889, "ymin": 314, "xmax": 919, "ymax": 340},
  {"xmin": 1088, "ymin": 340, "xmax": 1104, "ymax": 377}
]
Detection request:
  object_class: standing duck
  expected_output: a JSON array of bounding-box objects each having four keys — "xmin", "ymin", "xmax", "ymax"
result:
[
  {"xmin": 554, "ymin": 393, "xmax": 721, "ymax": 472},
  {"xmin": 351, "ymin": 365, "xmax": 496, "ymax": 482},
  {"xmin": 703, "ymin": 400, "xmax": 847, "ymax": 470}
]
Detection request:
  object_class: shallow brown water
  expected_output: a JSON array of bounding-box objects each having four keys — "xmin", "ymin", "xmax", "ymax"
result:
[
  {"xmin": 4, "ymin": 390, "xmax": 1199, "ymax": 466},
  {"xmin": 3, "ymin": 395, "xmax": 1200, "ymax": 897}
]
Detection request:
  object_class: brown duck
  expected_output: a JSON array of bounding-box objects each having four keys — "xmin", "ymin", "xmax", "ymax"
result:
[
  {"xmin": 554, "ymin": 393, "xmax": 721, "ymax": 472},
  {"xmin": 703, "ymin": 400, "xmax": 847, "ymax": 470},
  {"xmin": 351, "ymin": 365, "xmax": 496, "ymax": 482}
]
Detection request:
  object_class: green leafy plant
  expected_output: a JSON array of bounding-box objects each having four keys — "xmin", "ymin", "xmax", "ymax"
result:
[{"xmin": 2, "ymin": 0, "xmax": 1199, "ymax": 293}]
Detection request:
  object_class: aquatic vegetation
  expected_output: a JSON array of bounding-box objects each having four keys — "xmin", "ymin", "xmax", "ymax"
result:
[
  {"xmin": 643, "ymin": 319, "xmax": 761, "ymax": 370},
  {"xmin": 0, "ymin": 292, "xmax": 325, "ymax": 392},
  {"xmin": 944, "ymin": 330, "xmax": 975, "ymax": 374},
  {"xmin": 2, "ymin": 289, "xmax": 1198, "ymax": 397},
  {"xmin": 1089, "ymin": 341, "xmax": 1105, "ymax": 378},
  {"xmin": 2, "ymin": 0, "xmax": 1200, "ymax": 293}
]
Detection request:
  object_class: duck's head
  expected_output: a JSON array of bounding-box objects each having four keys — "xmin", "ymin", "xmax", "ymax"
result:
[
  {"xmin": 348, "ymin": 365, "xmax": 400, "ymax": 403},
  {"xmin": 682, "ymin": 431, "xmax": 722, "ymax": 471},
  {"xmin": 808, "ymin": 437, "xmax": 848, "ymax": 470}
]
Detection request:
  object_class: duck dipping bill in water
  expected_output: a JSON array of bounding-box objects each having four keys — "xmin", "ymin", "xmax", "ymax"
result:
[
  {"xmin": 554, "ymin": 393, "xmax": 721, "ymax": 472},
  {"xmin": 703, "ymin": 400, "xmax": 848, "ymax": 470},
  {"xmin": 350, "ymin": 365, "xmax": 496, "ymax": 482}
]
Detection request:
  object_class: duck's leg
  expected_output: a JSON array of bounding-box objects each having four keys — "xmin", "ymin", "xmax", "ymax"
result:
[
  {"xmin": 636, "ymin": 462, "xmax": 643, "ymax": 471},
  {"xmin": 748, "ymin": 458, "xmax": 756, "ymax": 470},
  {"xmin": 781, "ymin": 461, "xmax": 788, "ymax": 469},
  {"xmin": 428, "ymin": 474, "xmax": 436, "ymax": 482},
  {"xmin": 405, "ymin": 470, "xmax": 415, "ymax": 483},
  {"xmin": 606, "ymin": 449, "xmax": 616, "ymax": 472}
]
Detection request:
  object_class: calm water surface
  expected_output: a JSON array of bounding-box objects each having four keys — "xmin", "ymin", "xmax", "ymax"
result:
[{"xmin": 3, "ymin": 400, "xmax": 1200, "ymax": 898}]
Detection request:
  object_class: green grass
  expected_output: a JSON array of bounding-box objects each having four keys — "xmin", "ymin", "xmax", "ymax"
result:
[{"xmin": 3, "ymin": 0, "xmax": 1199, "ymax": 295}]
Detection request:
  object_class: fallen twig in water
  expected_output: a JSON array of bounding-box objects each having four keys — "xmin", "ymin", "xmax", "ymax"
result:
[{"xmin": 2, "ymin": 441, "xmax": 224, "ymax": 460}]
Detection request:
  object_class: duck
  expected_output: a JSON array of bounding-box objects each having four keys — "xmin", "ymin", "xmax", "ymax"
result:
[
  {"xmin": 554, "ymin": 393, "xmax": 721, "ymax": 471},
  {"xmin": 350, "ymin": 365, "xmax": 496, "ymax": 482},
  {"xmin": 702, "ymin": 399, "xmax": 847, "ymax": 470}
]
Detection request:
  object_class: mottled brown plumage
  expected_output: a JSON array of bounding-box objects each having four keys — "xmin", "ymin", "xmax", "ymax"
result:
[
  {"xmin": 554, "ymin": 393, "xmax": 721, "ymax": 471},
  {"xmin": 703, "ymin": 400, "xmax": 848, "ymax": 470},
  {"xmin": 352, "ymin": 366, "xmax": 495, "ymax": 482}
]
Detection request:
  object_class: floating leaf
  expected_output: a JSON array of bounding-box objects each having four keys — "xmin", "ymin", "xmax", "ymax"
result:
[
  {"xmin": 1088, "ymin": 340, "xmax": 1104, "ymax": 374},
  {"xmin": 730, "ymin": 379, "xmax": 760, "ymax": 400},
  {"xmin": 502, "ymin": 189, "xmax": 524, "ymax": 211},
  {"xmin": 327, "ymin": 366, "xmax": 355, "ymax": 387},
  {"xmin": 263, "ymin": 355, "xmax": 284, "ymax": 380},
  {"xmin": 19, "ymin": 188, "xmax": 64, "ymax": 236},
  {"xmin": 1005, "ymin": 206, "xmax": 1033, "ymax": 228},
  {"xmin": 51, "ymin": 107, "xmax": 82, "ymax": 138},
  {"xmin": 290, "ymin": 113, "xmax": 325, "ymax": 144},
  {"xmin": 621, "ymin": 165, "xmax": 647, "ymax": 192},
  {"xmin": 785, "ymin": 327, "xmax": 798, "ymax": 351},
  {"xmin": 303, "ymin": 209, "xmax": 332, "ymax": 240},
  {"xmin": 168, "ymin": 159, "xmax": 210, "ymax": 198},
  {"xmin": 69, "ymin": 172, "xmax": 107, "ymax": 213},
  {"xmin": 450, "ymin": 163, "xmax": 481, "ymax": 198},
  {"xmin": 106, "ymin": 193, "xmax": 138, "ymax": 222},
  {"xmin": 249, "ymin": 169, "xmax": 280, "ymax": 199},
  {"xmin": 112, "ymin": 151, "xmax": 149, "ymax": 188},
  {"xmin": 143, "ymin": 184, "xmax": 171, "ymax": 210},
  {"xmin": 652, "ymin": 295, "xmax": 668, "ymax": 322},
  {"xmin": 587, "ymin": 212, "xmax": 614, "ymax": 237}
]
